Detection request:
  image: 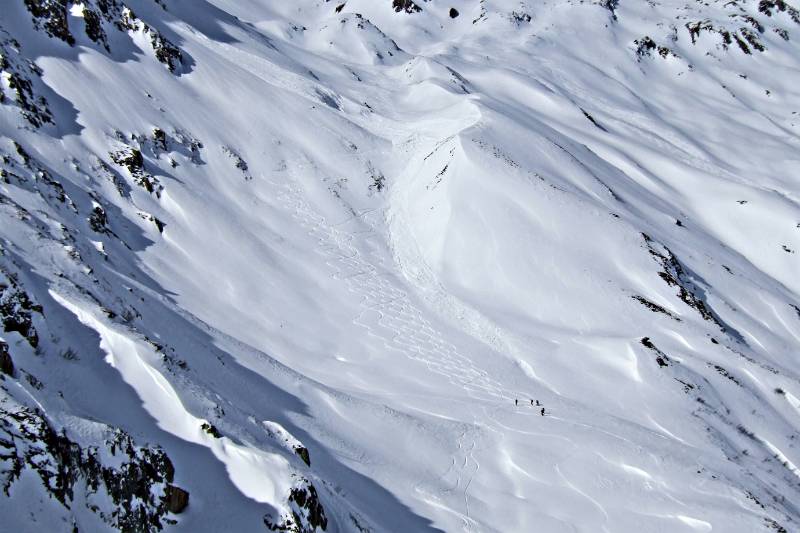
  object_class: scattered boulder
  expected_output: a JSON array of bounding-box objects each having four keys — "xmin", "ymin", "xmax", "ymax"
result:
[
  {"xmin": 164, "ymin": 484, "xmax": 190, "ymax": 514},
  {"xmin": 201, "ymin": 422, "xmax": 222, "ymax": 438},
  {"xmin": 449, "ymin": 8, "xmax": 459, "ymax": 18}
]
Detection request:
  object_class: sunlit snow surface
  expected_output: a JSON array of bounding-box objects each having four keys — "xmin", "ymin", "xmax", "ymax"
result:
[{"xmin": 1, "ymin": 0, "xmax": 799, "ymax": 531}]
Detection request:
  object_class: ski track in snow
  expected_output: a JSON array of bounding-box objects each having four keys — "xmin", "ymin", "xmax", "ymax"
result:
[
  {"xmin": 3, "ymin": 1, "xmax": 799, "ymax": 531},
  {"xmin": 273, "ymin": 173, "xmax": 624, "ymax": 532}
]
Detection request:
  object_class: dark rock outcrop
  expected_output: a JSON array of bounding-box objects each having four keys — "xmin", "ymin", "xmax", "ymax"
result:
[
  {"xmin": 21, "ymin": 0, "xmax": 185, "ymax": 72},
  {"xmin": 0, "ymin": 35, "xmax": 54, "ymax": 127},
  {"xmin": 23, "ymin": 0, "xmax": 75, "ymax": 45},
  {"xmin": 264, "ymin": 477, "xmax": 328, "ymax": 533},
  {"xmin": 164, "ymin": 484, "xmax": 190, "ymax": 514},
  {"xmin": 0, "ymin": 271, "xmax": 42, "ymax": 348},
  {"xmin": 392, "ymin": 0, "xmax": 422, "ymax": 14},
  {"xmin": 293, "ymin": 446, "xmax": 311, "ymax": 467},
  {"xmin": 111, "ymin": 147, "xmax": 161, "ymax": 195},
  {"xmin": 201, "ymin": 422, "xmax": 221, "ymax": 438},
  {"xmin": 642, "ymin": 234, "xmax": 727, "ymax": 331},
  {"xmin": 0, "ymin": 340, "xmax": 13, "ymax": 376},
  {"xmin": 89, "ymin": 204, "xmax": 110, "ymax": 233},
  {"xmin": 640, "ymin": 336, "xmax": 670, "ymax": 368},
  {"xmin": 0, "ymin": 396, "xmax": 188, "ymax": 532}
]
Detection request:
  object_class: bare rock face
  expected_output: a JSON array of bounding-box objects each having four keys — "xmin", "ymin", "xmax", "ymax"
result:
[
  {"xmin": 164, "ymin": 484, "xmax": 190, "ymax": 514},
  {"xmin": 23, "ymin": 0, "xmax": 75, "ymax": 45},
  {"xmin": 0, "ymin": 271, "xmax": 42, "ymax": 349},
  {"xmin": 629, "ymin": 0, "xmax": 800, "ymax": 60},
  {"xmin": 0, "ymin": 393, "xmax": 189, "ymax": 532},
  {"xmin": 263, "ymin": 477, "xmax": 328, "ymax": 533},
  {"xmin": 293, "ymin": 446, "xmax": 311, "ymax": 467},
  {"xmin": 0, "ymin": 340, "xmax": 13, "ymax": 376},
  {"xmin": 19, "ymin": 0, "xmax": 185, "ymax": 72},
  {"xmin": 0, "ymin": 36, "xmax": 54, "ymax": 127},
  {"xmin": 110, "ymin": 147, "xmax": 161, "ymax": 195},
  {"xmin": 392, "ymin": 0, "xmax": 422, "ymax": 14}
]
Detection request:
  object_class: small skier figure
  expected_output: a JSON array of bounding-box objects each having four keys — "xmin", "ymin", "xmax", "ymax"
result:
[
  {"xmin": 536, "ymin": 400, "xmax": 540, "ymax": 406},
  {"xmin": 540, "ymin": 408, "xmax": 545, "ymax": 417},
  {"xmin": 530, "ymin": 399, "xmax": 534, "ymax": 406},
  {"xmin": 515, "ymin": 399, "xmax": 518, "ymax": 406}
]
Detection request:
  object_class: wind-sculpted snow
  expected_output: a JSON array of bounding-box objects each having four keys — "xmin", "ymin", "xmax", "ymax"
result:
[{"xmin": 0, "ymin": 0, "xmax": 799, "ymax": 532}]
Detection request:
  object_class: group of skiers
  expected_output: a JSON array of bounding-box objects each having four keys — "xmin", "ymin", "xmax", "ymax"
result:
[{"xmin": 515, "ymin": 398, "xmax": 546, "ymax": 416}]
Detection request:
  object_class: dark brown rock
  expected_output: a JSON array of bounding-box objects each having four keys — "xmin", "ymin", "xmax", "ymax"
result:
[{"xmin": 164, "ymin": 484, "xmax": 190, "ymax": 514}]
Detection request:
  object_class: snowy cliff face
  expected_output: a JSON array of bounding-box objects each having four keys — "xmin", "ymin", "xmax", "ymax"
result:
[{"xmin": 0, "ymin": 0, "xmax": 798, "ymax": 532}]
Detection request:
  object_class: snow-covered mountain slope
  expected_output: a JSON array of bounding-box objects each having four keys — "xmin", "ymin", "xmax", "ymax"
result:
[{"xmin": 1, "ymin": 0, "xmax": 799, "ymax": 531}]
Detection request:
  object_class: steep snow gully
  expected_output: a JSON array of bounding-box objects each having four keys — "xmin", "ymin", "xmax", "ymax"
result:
[{"xmin": 1, "ymin": 0, "xmax": 800, "ymax": 532}]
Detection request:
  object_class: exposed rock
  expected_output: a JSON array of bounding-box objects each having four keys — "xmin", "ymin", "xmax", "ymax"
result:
[
  {"xmin": 368, "ymin": 168, "xmax": 385, "ymax": 192},
  {"xmin": 759, "ymin": 0, "xmax": 800, "ymax": 24},
  {"xmin": 0, "ymin": 271, "xmax": 42, "ymax": 348},
  {"xmin": 21, "ymin": 0, "xmax": 185, "ymax": 72},
  {"xmin": 294, "ymin": 446, "xmax": 311, "ymax": 467},
  {"xmin": 112, "ymin": 146, "xmax": 144, "ymax": 174},
  {"xmin": 264, "ymin": 477, "xmax": 328, "ymax": 532},
  {"xmin": 146, "ymin": 26, "xmax": 183, "ymax": 72},
  {"xmin": 642, "ymin": 234, "xmax": 726, "ymax": 330},
  {"xmin": 641, "ymin": 336, "xmax": 670, "ymax": 367},
  {"xmin": 632, "ymin": 295, "xmax": 681, "ymax": 321},
  {"xmin": 392, "ymin": 0, "xmax": 422, "ymax": 14},
  {"xmin": 164, "ymin": 484, "xmax": 190, "ymax": 514},
  {"xmin": 153, "ymin": 128, "xmax": 168, "ymax": 151},
  {"xmin": 510, "ymin": 11, "xmax": 532, "ymax": 25},
  {"xmin": 111, "ymin": 147, "xmax": 161, "ymax": 195},
  {"xmin": 201, "ymin": 422, "xmax": 221, "ymax": 438},
  {"xmin": 0, "ymin": 340, "xmax": 13, "ymax": 376},
  {"xmin": 449, "ymin": 8, "xmax": 459, "ymax": 18},
  {"xmin": 82, "ymin": 4, "xmax": 109, "ymax": 50},
  {"xmin": 0, "ymin": 394, "xmax": 188, "ymax": 532},
  {"xmin": 263, "ymin": 421, "xmax": 312, "ymax": 467},
  {"xmin": 23, "ymin": 0, "xmax": 75, "ymax": 45},
  {"xmin": 634, "ymin": 36, "xmax": 676, "ymax": 59},
  {"xmin": 153, "ymin": 216, "xmax": 165, "ymax": 233},
  {"xmin": 601, "ymin": 0, "xmax": 620, "ymax": 19},
  {"xmin": 88, "ymin": 204, "xmax": 110, "ymax": 233},
  {"xmin": 0, "ymin": 35, "xmax": 54, "ymax": 127},
  {"xmin": 222, "ymin": 146, "xmax": 251, "ymax": 180}
]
